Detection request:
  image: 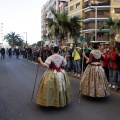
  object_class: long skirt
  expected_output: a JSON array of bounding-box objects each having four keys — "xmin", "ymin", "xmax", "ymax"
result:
[
  {"xmin": 36, "ymin": 69, "xmax": 71, "ymax": 107},
  {"xmin": 79, "ymin": 64, "xmax": 110, "ymax": 97}
]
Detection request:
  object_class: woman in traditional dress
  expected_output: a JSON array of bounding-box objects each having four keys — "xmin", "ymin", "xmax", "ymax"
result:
[
  {"xmin": 36, "ymin": 46, "xmax": 71, "ymax": 107},
  {"xmin": 79, "ymin": 42, "xmax": 110, "ymax": 98}
]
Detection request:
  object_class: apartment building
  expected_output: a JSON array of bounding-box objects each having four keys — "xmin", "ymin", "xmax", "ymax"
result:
[
  {"xmin": 67, "ymin": 0, "xmax": 82, "ymax": 42},
  {"xmin": 41, "ymin": 0, "xmax": 68, "ymax": 41},
  {"xmin": 82, "ymin": 0, "xmax": 110, "ymax": 41},
  {"xmin": 67, "ymin": 0, "xmax": 120, "ymax": 42},
  {"xmin": 0, "ymin": 22, "xmax": 4, "ymax": 46},
  {"xmin": 111, "ymin": 0, "xmax": 120, "ymax": 41},
  {"xmin": 41, "ymin": 5, "xmax": 47, "ymax": 41},
  {"xmin": 68, "ymin": 0, "xmax": 82, "ymax": 17}
]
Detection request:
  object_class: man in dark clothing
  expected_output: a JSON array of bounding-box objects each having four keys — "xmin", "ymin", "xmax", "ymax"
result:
[
  {"xmin": 80, "ymin": 42, "xmax": 92, "ymax": 72},
  {"xmin": 42, "ymin": 45, "xmax": 52, "ymax": 62},
  {"xmin": 28, "ymin": 48, "xmax": 32, "ymax": 61},
  {"xmin": 8, "ymin": 48, "xmax": 12, "ymax": 58},
  {"xmin": 46, "ymin": 45, "xmax": 52, "ymax": 57},
  {"xmin": 67, "ymin": 48, "xmax": 74, "ymax": 72},
  {"xmin": 16, "ymin": 48, "xmax": 19, "ymax": 59},
  {"xmin": 116, "ymin": 50, "xmax": 120, "ymax": 89},
  {"xmin": 1, "ymin": 47, "xmax": 5, "ymax": 59}
]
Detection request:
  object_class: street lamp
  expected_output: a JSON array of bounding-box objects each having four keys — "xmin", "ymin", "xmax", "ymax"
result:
[
  {"xmin": 23, "ymin": 32, "xmax": 27, "ymax": 45},
  {"xmin": 89, "ymin": 1, "xmax": 104, "ymax": 41},
  {"xmin": 89, "ymin": 6, "xmax": 97, "ymax": 41}
]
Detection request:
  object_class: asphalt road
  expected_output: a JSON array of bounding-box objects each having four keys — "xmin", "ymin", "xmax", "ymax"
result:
[{"xmin": 0, "ymin": 55, "xmax": 120, "ymax": 120}]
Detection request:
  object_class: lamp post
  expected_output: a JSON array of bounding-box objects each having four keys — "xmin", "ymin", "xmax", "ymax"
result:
[
  {"xmin": 95, "ymin": 6, "xmax": 97, "ymax": 41},
  {"xmin": 89, "ymin": 0, "xmax": 104, "ymax": 41},
  {"xmin": 23, "ymin": 32, "xmax": 27, "ymax": 45},
  {"xmin": 90, "ymin": 6, "xmax": 97, "ymax": 41}
]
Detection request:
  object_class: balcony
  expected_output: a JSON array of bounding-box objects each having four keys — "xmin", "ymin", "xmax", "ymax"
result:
[
  {"xmin": 83, "ymin": 25, "xmax": 95, "ymax": 30},
  {"xmin": 84, "ymin": 14, "xmax": 109, "ymax": 19},
  {"xmin": 83, "ymin": 0, "xmax": 110, "ymax": 9},
  {"xmin": 91, "ymin": 1, "xmax": 110, "ymax": 6},
  {"xmin": 84, "ymin": 0, "xmax": 89, "ymax": 2}
]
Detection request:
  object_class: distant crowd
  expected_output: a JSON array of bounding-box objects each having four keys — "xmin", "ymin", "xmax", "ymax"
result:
[{"xmin": 0, "ymin": 41, "xmax": 120, "ymax": 89}]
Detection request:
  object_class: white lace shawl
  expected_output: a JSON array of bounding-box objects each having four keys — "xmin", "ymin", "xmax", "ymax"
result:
[
  {"xmin": 45, "ymin": 54, "xmax": 67, "ymax": 68},
  {"xmin": 91, "ymin": 50, "xmax": 102, "ymax": 59}
]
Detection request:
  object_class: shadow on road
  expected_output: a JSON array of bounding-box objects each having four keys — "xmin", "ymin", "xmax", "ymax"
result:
[
  {"xmin": 81, "ymin": 95, "xmax": 111, "ymax": 103},
  {"xmin": 81, "ymin": 95, "xmax": 110, "ymax": 103},
  {"xmin": 35, "ymin": 104, "xmax": 72, "ymax": 112}
]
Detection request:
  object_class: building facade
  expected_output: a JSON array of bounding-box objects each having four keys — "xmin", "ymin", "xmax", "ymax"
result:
[
  {"xmin": 67, "ymin": 0, "xmax": 120, "ymax": 42},
  {"xmin": 41, "ymin": 0, "xmax": 68, "ymax": 42},
  {"xmin": 110, "ymin": 0, "xmax": 120, "ymax": 41},
  {"xmin": 41, "ymin": 0, "xmax": 120, "ymax": 43},
  {"xmin": 41, "ymin": 5, "xmax": 47, "ymax": 41},
  {"xmin": 67, "ymin": 0, "xmax": 82, "ymax": 42},
  {"xmin": 82, "ymin": 0, "xmax": 110, "ymax": 41},
  {"xmin": 0, "ymin": 22, "xmax": 4, "ymax": 47}
]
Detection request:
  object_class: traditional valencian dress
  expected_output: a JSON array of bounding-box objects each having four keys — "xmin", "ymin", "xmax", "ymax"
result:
[
  {"xmin": 36, "ymin": 54, "xmax": 71, "ymax": 107},
  {"xmin": 79, "ymin": 49, "xmax": 110, "ymax": 97}
]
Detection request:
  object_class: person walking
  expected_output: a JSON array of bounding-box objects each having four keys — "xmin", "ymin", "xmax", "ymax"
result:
[
  {"xmin": 35, "ymin": 46, "xmax": 71, "ymax": 107},
  {"xmin": 1, "ymin": 47, "xmax": 5, "ymax": 59},
  {"xmin": 16, "ymin": 47, "xmax": 19, "ymax": 59},
  {"xmin": 79, "ymin": 42, "xmax": 110, "ymax": 98},
  {"xmin": 8, "ymin": 47, "xmax": 12, "ymax": 58}
]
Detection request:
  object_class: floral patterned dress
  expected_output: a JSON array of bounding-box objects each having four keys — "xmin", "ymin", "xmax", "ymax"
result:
[
  {"xmin": 79, "ymin": 50, "xmax": 110, "ymax": 97},
  {"xmin": 36, "ymin": 54, "xmax": 71, "ymax": 107}
]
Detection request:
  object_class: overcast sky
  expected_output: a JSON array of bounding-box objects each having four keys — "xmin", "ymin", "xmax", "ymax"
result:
[{"xmin": 0, "ymin": 0, "xmax": 48, "ymax": 45}]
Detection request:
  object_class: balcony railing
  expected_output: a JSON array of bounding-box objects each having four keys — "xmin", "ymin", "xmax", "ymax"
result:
[
  {"xmin": 83, "ymin": 25, "xmax": 96, "ymax": 30},
  {"xmin": 83, "ymin": 1, "xmax": 110, "ymax": 8},
  {"xmin": 83, "ymin": 14, "xmax": 108, "ymax": 19},
  {"xmin": 84, "ymin": 0, "xmax": 89, "ymax": 2},
  {"xmin": 91, "ymin": 2, "xmax": 110, "ymax": 6}
]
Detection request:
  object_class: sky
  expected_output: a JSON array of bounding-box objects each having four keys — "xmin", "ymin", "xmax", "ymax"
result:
[{"xmin": 0, "ymin": 0, "xmax": 48, "ymax": 45}]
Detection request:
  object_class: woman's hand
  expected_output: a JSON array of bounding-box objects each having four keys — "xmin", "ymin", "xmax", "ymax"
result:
[
  {"xmin": 38, "ymin": 57, "xmax": 41, "ymax": 62},
  {"xmin": 82, "ymin": 52, "xmax": 86, "ymax": 57}
]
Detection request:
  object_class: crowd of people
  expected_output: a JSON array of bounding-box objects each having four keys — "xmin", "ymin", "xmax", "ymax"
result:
[
  {"xmin": 27, "ymin": 41, "xmax": 120, "ymax": 90},
  {"xmin": 0, "ymin": 47, "xmax": 21, "ymax": 59},
  {"xmin": 1, "ymin": 41, "xmax": 120, "ymax": 90},
  {"xmin": 0, "ymin": 41, "xmax": 120, "ymax": 107}
]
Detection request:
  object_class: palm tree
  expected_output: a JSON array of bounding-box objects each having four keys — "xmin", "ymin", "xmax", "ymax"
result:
[
  {"xmin": 46, "ymin": 8, "xmax": 71, "ymax": 45},
  {"xmin": 46, "ymin": 8, "xmax": 81, "ymax": 45},
  {"xmin": 69, "ymin": 16, "xmax": 81, "ymax": 44},
  {"xmin": 100, "ymin": 16, "xmax": 119, "ymax": 44},
  {"xmin": 4, "ymin": 32, "xmax": 23, "ymax": 47},
  {"xmin": 116, "ymin": 19, "xmax": 120, "ymax": 33}
]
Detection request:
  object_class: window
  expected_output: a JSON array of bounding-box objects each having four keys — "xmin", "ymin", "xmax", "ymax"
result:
[
  {"xmin": 76, "ymin": 2, "xmax": 80, "ymax": 8},
  {"xmin": 114, "ymin": 8, "xmax": 120, "ymax": 13},
  {"xmin": 70, "ymin": 6, "xmax": 73, "ymax": 11}
]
